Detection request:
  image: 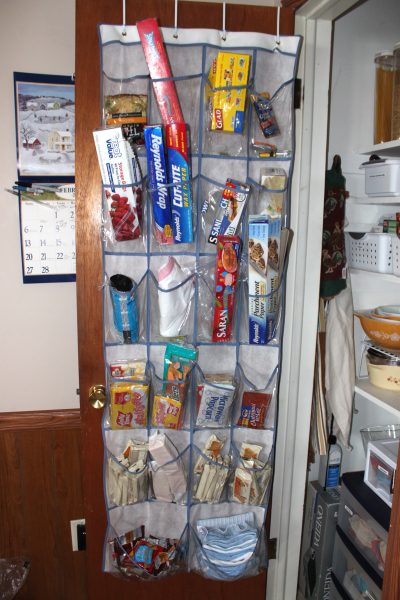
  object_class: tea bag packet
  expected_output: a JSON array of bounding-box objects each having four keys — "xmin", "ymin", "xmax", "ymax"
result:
[
  {"xmin": 193, "ymin": 435, "xmax": 230, "ymax": 503},
  {"xmin": 148, "ymin": 432, "xmax": 187, "ymax": 503},
  {"xmin": 107, "ymin": 439, "xmax": 148, "ymax": 506},
  {"xmin": 232, "ymin": 442, "xmax": 272, "ymax": 505}
]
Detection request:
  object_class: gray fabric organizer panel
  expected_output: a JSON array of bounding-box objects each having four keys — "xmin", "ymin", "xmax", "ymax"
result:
[{"xmin": 98, "ymin": 23, "xmax": 301, "ymax": 581}]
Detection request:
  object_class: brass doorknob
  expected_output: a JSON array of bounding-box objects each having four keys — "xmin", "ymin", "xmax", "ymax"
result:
[{"xmin": 89, "ymin": 384, "xmax": 106, "ymax": 409}]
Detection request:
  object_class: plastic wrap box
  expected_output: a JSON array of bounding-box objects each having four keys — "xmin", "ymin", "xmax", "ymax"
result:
[{"xmin": 298, "ymin": 481, "xmax": 341, "ymax": 599}]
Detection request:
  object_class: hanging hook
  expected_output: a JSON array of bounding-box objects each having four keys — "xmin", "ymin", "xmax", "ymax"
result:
[
  {"xmin": 122, "ymin": 0, "xmax": 127, "ymax": 36},
  {"xmin": 275, "ymin": 0, "xmax": 281, "ymax": 48},
  {"xmin": 221, "ymin": 1, "xmax": 227, "ymax": 42},
  {"xmin": 173, "ymin": 0, "xmax": 179, "ymax": 39}
]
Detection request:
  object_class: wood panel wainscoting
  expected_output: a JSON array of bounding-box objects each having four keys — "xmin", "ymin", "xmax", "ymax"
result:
[{"xmin": 0, "ymin": 409, "xmax": 87, "ymax": 600}]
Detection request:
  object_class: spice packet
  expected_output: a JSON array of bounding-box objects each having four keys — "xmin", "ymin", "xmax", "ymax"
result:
[
  {"xmin": 212, "ymin": 235, "xmax": 241, "ymax": 343},
  {"xmin": 193, "ymin": 435, "xmax": 230, "ymax": 503},
  {"xmin": 204, "ymin": 179, "xmax": 251, "ymax": 245},
  {"xmin": 109, "ymin": 359, "xmax": 147, "ymax": 380},
  {"xmin": 110, "ymin": 381, "xmax": 149, "ymax": 428},
  {"xmin": 104, "ymin": 93, "xmax": 147, "ymax": 146},
  {"xmin": 250, "ymin": 92, "xmax": 280, "ymax": 138},
  {"xmin": 237, "ymin": 391, "xmax": 272, "ymax": 429}
]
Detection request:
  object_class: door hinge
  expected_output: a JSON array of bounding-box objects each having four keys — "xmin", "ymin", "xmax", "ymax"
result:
[
  {"xmin": 294, "ymin": 78, "xmax": 302, "ymax": 109},
  {"xmin": 267, "ymin": 537, "xmax": 277, "ymax": 559}
]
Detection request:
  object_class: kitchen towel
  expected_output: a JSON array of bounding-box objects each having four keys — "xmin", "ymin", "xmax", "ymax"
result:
[{"xmin": 325, "ymin": 282, "xmax": 355, "ymax": 449}]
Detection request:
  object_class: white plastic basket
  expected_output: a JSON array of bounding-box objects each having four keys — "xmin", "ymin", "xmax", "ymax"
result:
[
  {"xmin": 392, "ymin": 235, "xmax": 400, "ymax": 276},
  {"xmin": 346, "ymin": 232, "xmax": 394, "ymax": 274}
]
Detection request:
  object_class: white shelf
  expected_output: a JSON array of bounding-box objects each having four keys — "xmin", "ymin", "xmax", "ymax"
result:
[
  {"xmin": 360, "ymin": 140, "xmax": 400, "ymax": 157},
  {"xmin": 346, "ymin": 195, "xmax": 400, "ymax": 205},
  {"xmin": 355, "ymin": 378, "xmax": 400, "ymax": 417},
  {"xmin": 349, "ymin": 267, "xmax": 400, "ymax": 283}
]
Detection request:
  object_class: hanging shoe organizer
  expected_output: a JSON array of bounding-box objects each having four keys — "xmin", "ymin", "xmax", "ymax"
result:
[{"xmin": 95, "ymin": 18, "xmax": 301, "ymax": 581}]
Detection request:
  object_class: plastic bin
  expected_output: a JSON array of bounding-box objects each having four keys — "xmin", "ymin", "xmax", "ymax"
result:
[
  {"xmin": 332, "ymin": 527, "xmax": 382, "ymax": 599},
  {"xmin": 338, "ymin": 472, "xmax": 389, "ymax": 577},
  {"xmin": 346, "ymin": 233, "xmax": 393, "ymax": 274}
]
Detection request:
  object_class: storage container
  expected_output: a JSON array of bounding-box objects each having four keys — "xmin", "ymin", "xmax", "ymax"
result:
[
  {"xmin": 392, "ymin": 41, "xmax": 400, "ymax": 140},
  {"xmin": 367, "ymin": 356, "xmax": 400, "ymax": 390},
  {"xmin": 364, "ymin": 439, "xmax": 399, "ymax": 507},
  {"xmin": 346, "ymin": 232, "xmax": 393, "ymax": 274},
  {"xmin": 332, "ymin": 527, "xmax": 382, "ymax": 599},
  {"xmin": 374, "ymin": 51, "xmax": 394, "ymax": 144},
  {"xmin": 359, "ymin": 158, "xmax": 400, "ymax": 197},
  {"xmin": 338, "ymin": 471, "xmax": 389, "ymax": 577}
]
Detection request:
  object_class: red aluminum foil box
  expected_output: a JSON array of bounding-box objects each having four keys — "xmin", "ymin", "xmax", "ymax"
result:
[
  {"xmin": 212, "ymin": 235, "xmax": 241, "ymax": 342},
  {"xmin": 137, "ymin": 18, "xmax": 184, "ymax": 125}
]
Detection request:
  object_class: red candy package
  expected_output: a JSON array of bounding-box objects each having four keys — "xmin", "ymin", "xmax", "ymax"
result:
[
  {"xmin": 212, "ymin": 235, "xmax": 241, "ymax": 342},
  {"xmin": 106, "ymin": 188, "xmax": 141, "ymax": 241},
  {"xmin": 237, "ymin": 391, "xmax": 271, "ymax": 429}
]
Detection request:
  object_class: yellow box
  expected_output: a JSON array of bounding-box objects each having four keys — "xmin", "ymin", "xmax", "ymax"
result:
[
  {"xmin": 208, "ymin": 51, "xmax": 250, "ymax": 133},
  {"xmin": 110, "ymin": 382, "xmax": 149, "ymax": 428}
]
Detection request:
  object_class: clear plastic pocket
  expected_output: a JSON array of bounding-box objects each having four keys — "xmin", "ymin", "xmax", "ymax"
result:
[
  {"xmin": 189, "ymin": 504, "xmax": 267, "ymax": 581},
  {"xmin": 104, "ymin": 271, "xmax": 148, "ymax": 345},
  {"xmin": 107, "ymin": 453, "xmax": 148, "ymax": 507},
  {"xmin": 107, "ymin": 377, "xmax": 150, "ymax": 429},
  {"xmin": 192, "ymin": 444, "xmax": 232, "ymax": 504},
  {"xmin": 147, "ymin": 265, "xmax": 196, "ymax": 343},
  {"xmin": 104, "ymin": 503, "xmax": 188, "ymax": 579},
  {"xmin": 242, "ymin": 283, "xmax": 282, "ymax": 346},
  {"xmin": 233, "ymin": 365, "xmax": 277, "ymax": 430},
  {"xmin": 229, "ymin": 437, "xmax": 273, "ymax": 507},
  {"xmin": 197, "ymin": 257, "xmax": 242, "ymax": 344},
  {"xmin": 102, "ymin": 184, "xmax": 147, "ymax": 253},
  {"xmin": 147, "ymin": 176, "xmax": 198, "ymax": 252},
  {"xmin": 249, "ymin": 81, "xmax": 294, "ymax": 159},
  {"xmin": 149, "ymin": 444, "xmax": 190, "ymax": 505},
  {"xmin": 199, "ymin": 177, "xmax": 250, "ymax": 254},
  {"xmin": 150, "ymin": 368, "xmax": 193, "ymax": 430},
  {"xmin": 194, "ymin": 367, "xmax": 237, "ymax": 429}
]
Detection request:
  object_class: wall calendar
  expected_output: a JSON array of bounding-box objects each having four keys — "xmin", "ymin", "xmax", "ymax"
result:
[{"xmin": 19, "ymin": 185, "xmax": 76, "ymax": 283}]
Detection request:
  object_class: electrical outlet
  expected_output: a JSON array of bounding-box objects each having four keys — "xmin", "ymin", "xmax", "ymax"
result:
[{"xmin": 70, "ymin": 519, "xmax": 85, "ymax": 551}]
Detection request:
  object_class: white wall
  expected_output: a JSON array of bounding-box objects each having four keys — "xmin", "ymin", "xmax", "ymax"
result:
[{"xmin": 0, "ymin": 0, "xmax": 78, "ymax": 411}]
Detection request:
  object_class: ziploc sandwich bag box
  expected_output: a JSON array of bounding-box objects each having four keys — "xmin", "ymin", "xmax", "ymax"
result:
[
  {"xmin": 298, "ymin": 481, "xmax": 340, "ymax": 600},
  {"xmin": 248, "ymin": 217, "xmax": 281, "ymax": 343}
]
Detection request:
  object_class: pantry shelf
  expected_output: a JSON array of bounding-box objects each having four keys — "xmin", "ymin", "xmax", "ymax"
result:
[
  {"xmin": 359, "ymin": 140, "xmax": 400, "ymax": 157},
  {"xmin": 355, "ymin": 378, "xmax": 400, "ymax": 417}
]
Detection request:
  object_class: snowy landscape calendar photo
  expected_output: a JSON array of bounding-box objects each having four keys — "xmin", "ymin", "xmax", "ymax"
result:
[{"xmin": 14, "ymin": 72, "xmax": 75, "ymax": 181}]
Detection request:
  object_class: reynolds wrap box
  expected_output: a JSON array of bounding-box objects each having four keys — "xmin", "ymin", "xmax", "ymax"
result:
[
  {"xmin": 248, "ymin": 217, "xmax": 281, "ymax": 344},
  {"xmin": 144, "ymin": 125, "xmax": 174, "ymax": 244},
  {"xmin": 166, "ymin": 123, "xmax": 193, "ymax": 244},
  {"xmin": 298, "ymin": 481, "xmax": 340, "ymax": 600},
  {"xmin": 137, "ymin": 18, "xmax": 184, "ymax": 125}
]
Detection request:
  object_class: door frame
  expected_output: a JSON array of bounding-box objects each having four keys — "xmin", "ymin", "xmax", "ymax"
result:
[{"xmin": 266, "ymin": 1, "xmax": 359, "ymax": 598}]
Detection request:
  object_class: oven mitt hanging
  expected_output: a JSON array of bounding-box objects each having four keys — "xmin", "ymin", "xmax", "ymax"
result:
[{"xmin": 320, "ymin": 155, "xmax": 348, "ymax": 299}]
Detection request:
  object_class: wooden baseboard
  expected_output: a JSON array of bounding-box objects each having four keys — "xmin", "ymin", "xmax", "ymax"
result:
[{"xmin": 0, "ymin": 408, "xmax": 81, "ymax": 431}]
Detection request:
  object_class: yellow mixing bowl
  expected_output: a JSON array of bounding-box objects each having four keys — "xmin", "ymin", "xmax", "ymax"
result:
[{"xmin": 355, "ymin": 311, "xmax": 400, "ymax": 350}]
